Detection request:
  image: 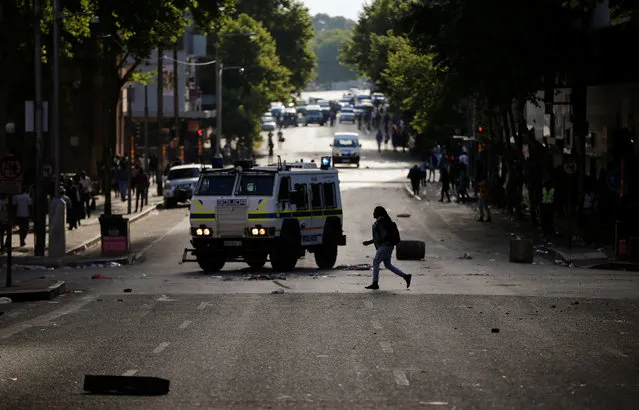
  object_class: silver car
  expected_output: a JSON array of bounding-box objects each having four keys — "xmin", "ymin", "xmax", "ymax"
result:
[{"xmin": 163, "ymin": 164, "xmax": 210, "ymax": 207}]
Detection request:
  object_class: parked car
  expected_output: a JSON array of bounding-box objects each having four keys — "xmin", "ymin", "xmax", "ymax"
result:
[{"xmin": 261, "ymin": 115, "xmax": 277, "ymax": 131}]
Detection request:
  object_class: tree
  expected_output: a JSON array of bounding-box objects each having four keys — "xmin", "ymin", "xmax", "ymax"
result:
[
  {"xmin": 312, "ymin": 29, "xmax": 357, "ymax": 85},
  {"xmin": 339, "ymin": 0, "xmax": 412, "ymax": 88},
  {"xmin": 312, "ymin": 13, "xmax": 355, "ymax": 33},
  {"xmin": 233, "ymin": 0, "xmax": 315, "ymax": 92},
  {"xmin": 218, "ymin": 14, "xmax": 292, "ymax": 147}
]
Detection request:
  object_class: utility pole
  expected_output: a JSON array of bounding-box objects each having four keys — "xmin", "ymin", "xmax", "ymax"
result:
[
  {"xmin": 156, "ymin": 48, "xmax": 164, "ymax": 195},
  {"xmin": 127, "ymin": 85, "xmax": 133, "ymax": 214},
  {"xmin": 48, "ymin": 0, "xmax": 67, "ymax": 257},
  {"xmin": 34, "ymin": 0, "xmax": 47, "ymax": 256},
  {"xmin": 103, "ymin": 41, "xmax": 112, "ymax": 216},
  {"xmin": 215, "ymin": 39, "xmax": 222, "ymax": 157},
  {"xmin": 173, "ymin": 44, "xmax": 179, "ymax": 155},
  {"xmin": 144, "ymin": 84, "xmax": 149, "ymax": 173}
]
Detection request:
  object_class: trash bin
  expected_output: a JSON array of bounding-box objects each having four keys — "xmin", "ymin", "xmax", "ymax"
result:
[
  {"xmin": 99, "ymin": 214, "xmax": 131, "ymax": 256},
  {"xmin": 509, "ymin": 237, "xmax": 533, "ymax": 263}
]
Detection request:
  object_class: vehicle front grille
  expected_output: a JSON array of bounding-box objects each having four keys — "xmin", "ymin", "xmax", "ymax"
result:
[{"xmin": 216, "ymin": 205, "xmax": 249, "ymax": 237}]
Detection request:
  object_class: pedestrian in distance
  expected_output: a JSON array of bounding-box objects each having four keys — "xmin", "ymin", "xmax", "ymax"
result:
[
  {"xmin": 407, "ymin": 165, "xmax": 422, "ymax": 196},
  {"xmin": 362, "ymin": 206, "xmax": 412, "ymax": 290}
]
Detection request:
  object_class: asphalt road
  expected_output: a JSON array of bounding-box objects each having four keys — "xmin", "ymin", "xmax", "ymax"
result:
[{"xmin": 2, "ymin": 120, "xmax": 639, "ymax": 409}]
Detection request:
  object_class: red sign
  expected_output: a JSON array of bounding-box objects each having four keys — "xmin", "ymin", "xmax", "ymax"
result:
[{"xmin": 103, "ymin": 236, "xmax": 128, "ymax": 253}]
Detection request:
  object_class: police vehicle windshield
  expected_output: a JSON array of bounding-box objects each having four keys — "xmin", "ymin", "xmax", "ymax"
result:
[
  {"xmin": 334, "ymin": 138, "xmax": 357, "ymax": 147},
  {"xmin": 196, "ymin": 175, "xmax": 235, "ymax": 195},
  {"xmin": 195, "ymin": 173, "xmax": 275, "ymax": 196}
]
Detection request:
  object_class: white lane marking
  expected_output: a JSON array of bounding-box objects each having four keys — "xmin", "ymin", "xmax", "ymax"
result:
[
  {"xmin": 380, "ymin": 341, "xmax": 394, "ymax": 353},
  {"xmin": 122, "ymin": 370, "xmax": 138, "ymax": 377},
  {"xmin": 178, "ymin": 320, "xmax": 192, "ymax": 329},
  {"xmin": 153, "ymin": 342, "xmax": 170, "ymax": 354},
  {"xmin": 393, "ymin": 369, "xmax": 409, "ymax": 386},
  {"xmin": 136, "ymin": 216, "xmax": 188, "ymax": 260},
  {"xmin": 371, "ymin": 319, "xmax": 382, "ymax": 330},
  {"xmin": 196, "ymin": 302, "xmax": 211, "ymax": 310},
  {"xmin": 420, "ymin": 401, "xmax": 448, "ymax": 406},
  {"xmin": 0, "ymin": 295, "xmax": 96, "ymax": 339},
  {"xmin": 364, "ymin": 301, "xmax": 373, "ymax": 309},
  {"xmin": 604, "ymin": 347, "xmax": 628, "ymax": 358}
]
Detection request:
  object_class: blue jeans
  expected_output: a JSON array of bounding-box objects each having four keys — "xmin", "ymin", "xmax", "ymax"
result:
[
  {"xmin": 119, "ymin": 182, "xmax": 128, "ymax": 201},
  {"xmin": 372, "ymin": 244, "xmax": 407, "ymax": 283}
]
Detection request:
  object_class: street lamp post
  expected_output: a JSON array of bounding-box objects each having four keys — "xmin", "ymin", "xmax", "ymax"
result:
[
  {"xmin": 214, "ymin": 33, "xmax": 255, "ymax": 160},
  {"xmin": 49, "ymin": 3, "xmax": 99, "ymax": 257}
]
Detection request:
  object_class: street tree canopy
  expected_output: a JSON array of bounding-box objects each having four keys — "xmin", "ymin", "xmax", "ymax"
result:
[
  {"xmin": 233, "ymin": 0, "xmax": 316, "ymax": 92},
  {"xmin": 312, "ymin": 28, "xmax": 357, "ymax": 85},
  {"xmin": 218, "ymin": 14, "xmax": 292, "ymax": 145}
]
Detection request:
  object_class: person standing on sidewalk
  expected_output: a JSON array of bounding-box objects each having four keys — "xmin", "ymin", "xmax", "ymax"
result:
[
  {"xmin": 363, "ymin": 206, "xmax": 412, "ymax": 290},
  {"xmin": 439, "ymin": 165, "xmax": 451, "ymax": 202},
  {"xmin": 79, "ymin": 171, "xmax": 92, "ymax": 218},
  {"xmin": 0, "ymin": 194, "xmax": 10, "ymax": 252},
  {"xmin": 478, "ymin": 177, "xmax": 492, "ymax": 222},
  {"xmin": 13, "ymin": 190, "xmax": 31, "ymax": 247},
  {"xmin": 134, "ymin": 167, "xmax": 149, "ymax": 212},
  {"xmin": 541, "ymin": 180, "xmax": 555, "ymax": 235}
]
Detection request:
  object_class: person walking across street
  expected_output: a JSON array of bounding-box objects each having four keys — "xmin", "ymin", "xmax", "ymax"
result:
[
  {"xmin": 363, "ymin": 206, "xmax": 412, "ymax": 290},
  {"xmin": 541, "ymin": 180, "xmax": 555, "ymax": 235}
]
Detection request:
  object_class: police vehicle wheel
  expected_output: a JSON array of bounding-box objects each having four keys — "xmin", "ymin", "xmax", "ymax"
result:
[
  {"xmin": 197, "ymin": 257, "xmax": 225, "ymax": 272},
  {"xmin": 395, "ymin": 240, "xmax": 425, "ymax": 261},
  {"xmin": 271, "ymin": 221, "xmax": 300, "ymax": 272},
  {"xmin": 164, "ymin": 198, "xmax": 177, "ymax": 208},
  {"xmin": 314, "ymin": 242, "xmax": 337, "ymax": 269}
]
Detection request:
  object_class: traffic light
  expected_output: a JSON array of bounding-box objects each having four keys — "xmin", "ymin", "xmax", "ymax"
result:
[
  {"xmin": 477, "ymin": 126, "xmax": 484, "ymax": 133},
  {"xmin": 197, "ymin": 129, "xmax": 203, "ymax": 137}
]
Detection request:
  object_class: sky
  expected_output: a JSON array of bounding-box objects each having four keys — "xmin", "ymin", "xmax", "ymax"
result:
[{"xmin": 301, "ymin": 0, "xmax": 366, "ymax": 21}]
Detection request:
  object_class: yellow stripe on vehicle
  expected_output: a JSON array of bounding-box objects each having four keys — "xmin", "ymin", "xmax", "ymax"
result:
[
  {"xmin": 193, "ymin": 199, "xmax": 204, "ymax": 211},
  {"xmin": 257, "ymin": 199, "xmax": 269, "ymax": 211}
]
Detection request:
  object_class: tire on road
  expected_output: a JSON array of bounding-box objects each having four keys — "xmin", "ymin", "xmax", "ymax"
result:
[
  {"xmin": 314, "ymin": 219, "xmax": 340, "ymax": 269},
  {"xmin": 396, "ymin": 240, "xmax": 425, "ymax": 261},
  {"xmin": 197, "ymin": 255, "xmax": 226, "ymax": 272},
  {"xmin": 270, "ymin": 219, "xmax": 301, "ymax": 272},
  {"xmin": 246, "ymin": 253, "xmax": 268, "ymax": 269},
  {"xmin": 164, "ymin": 198, "xmax": 177, "ymax": 208}
]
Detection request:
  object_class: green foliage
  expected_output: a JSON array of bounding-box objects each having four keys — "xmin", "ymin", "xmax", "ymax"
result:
[
  {"xmin": 218, "ymin": 14, "xmax": 292, "ymax": 141},
  {"xmin": 312, "ymin": 13, "xmax": 355, "ymax": 33},
  {"xmin": 233, "ymin": 0, "xmax": 316, "ymax": 91},
  {"xmin": 312, "ymin": 29, "xmax": 357, "ymax": 85},
  {"xmin": 339, "ymin": 0, "xmax": 412, "ymax": 87}
]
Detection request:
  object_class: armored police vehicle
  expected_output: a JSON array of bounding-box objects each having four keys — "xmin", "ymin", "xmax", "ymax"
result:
[{"xmin": 182, "ymin": 158, "xmax": 346, "ymax": 272}]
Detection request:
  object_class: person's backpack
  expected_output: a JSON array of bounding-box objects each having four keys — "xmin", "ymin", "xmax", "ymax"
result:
[{"xmin": 385, "ymin": 219, "xmax": 401, "ymax": 246}]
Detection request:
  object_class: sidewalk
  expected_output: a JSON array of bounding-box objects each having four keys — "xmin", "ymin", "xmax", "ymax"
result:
[{"xmin": 4, "ymin": 192, "xmax": 164, "ymax": 260}]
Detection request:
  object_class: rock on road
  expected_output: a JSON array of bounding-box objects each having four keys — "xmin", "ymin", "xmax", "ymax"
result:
[{"xmin": 1, "ymin": 120, "xmax": 639, "ymax": 409}]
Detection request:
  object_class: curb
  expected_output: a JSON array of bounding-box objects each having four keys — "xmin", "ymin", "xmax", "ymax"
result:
[
  {"xmin": 65, "ymin": 203, "xmax": 161, "ymax": 256},
  {"xmin": 0, "ymin": 280, "xmax": 66, "ymax": 302}
]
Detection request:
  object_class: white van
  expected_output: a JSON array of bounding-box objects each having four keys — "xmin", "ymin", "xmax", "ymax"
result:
[{"xmin": 331, "ymin": 132, "xmax": 361, "ymax": 168}]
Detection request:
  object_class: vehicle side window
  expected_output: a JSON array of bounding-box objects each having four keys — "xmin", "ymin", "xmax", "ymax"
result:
[
  {"xmin": 311, "ymin": 184, "xmax": 323, "ymax": 209},
  {"xmin": 323, "ymin": 183, "xmax": 336, "ymax": 208},
  {"xmin": 294, "ymin": 183, "xmax": 308, "ymax": 209},
  {"xmin": 278, "ymin": 177, "xmax": 291, "ymax": 201}
]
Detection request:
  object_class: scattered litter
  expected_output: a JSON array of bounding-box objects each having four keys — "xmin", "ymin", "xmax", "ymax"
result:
[
  {"xmin": 459, "ymin": 253, "xmax": 473, "ymax": 260},
  {"xmin": 538, "ymin": 261, "xmax": 545, "ymax": 265},
  {"xmin": 336, "ymin": 264, "xmax": 372, "ymax": 271},
  {"xmin": 91, "ymin": 274, "xmax": 110, "ymax": 280},
  {"xmin": 396, "ymin": 213, "xmax": 411, "ymax": 218},
  {"xmin": 0, "ymin": 297, "xmax": 12, "ymax": 305},
  {"xmin": 141, "ymin": 274, "xmax": 148, "ymax": 278},
  {"xmin": 489, "ymin": 259, "xmax": 496, "ymax": 262},
  {"xmin": 247, "ymin": 274, "xmax": 286, "ymax": 281},
  {"xmin": 271, "ymin": 289, "xmax": 285, "ymax": 294},
  {"xmin": 123, "ymin": 288, "xmax": 132, "ymax": 293},
  {"xmin": 73, "ymin": 290, "xmax": 84, "ymax": 294},
  {"xmin": 9, "ymin": 378, "xmax": 17, "ymax": 381},
  {"xmin": 491, "ymin": 328, "xmax": 500, "ymax": 333},
  {"xmin": 551, "ymin": 305, "xmax": 556, "ymax": 309},
  {"xmin": 572, "ymin": 301, "xmax": 579, "ymax": 305}
]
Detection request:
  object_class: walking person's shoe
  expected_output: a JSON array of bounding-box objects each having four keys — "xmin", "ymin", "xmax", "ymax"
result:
[
  {"xmin": 405, "ymin": 274, "xmax": 412, "ymax": 289},
  {"xmin": 365, "ymin": 282, "xmax": 379, "ymax": 290}
]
